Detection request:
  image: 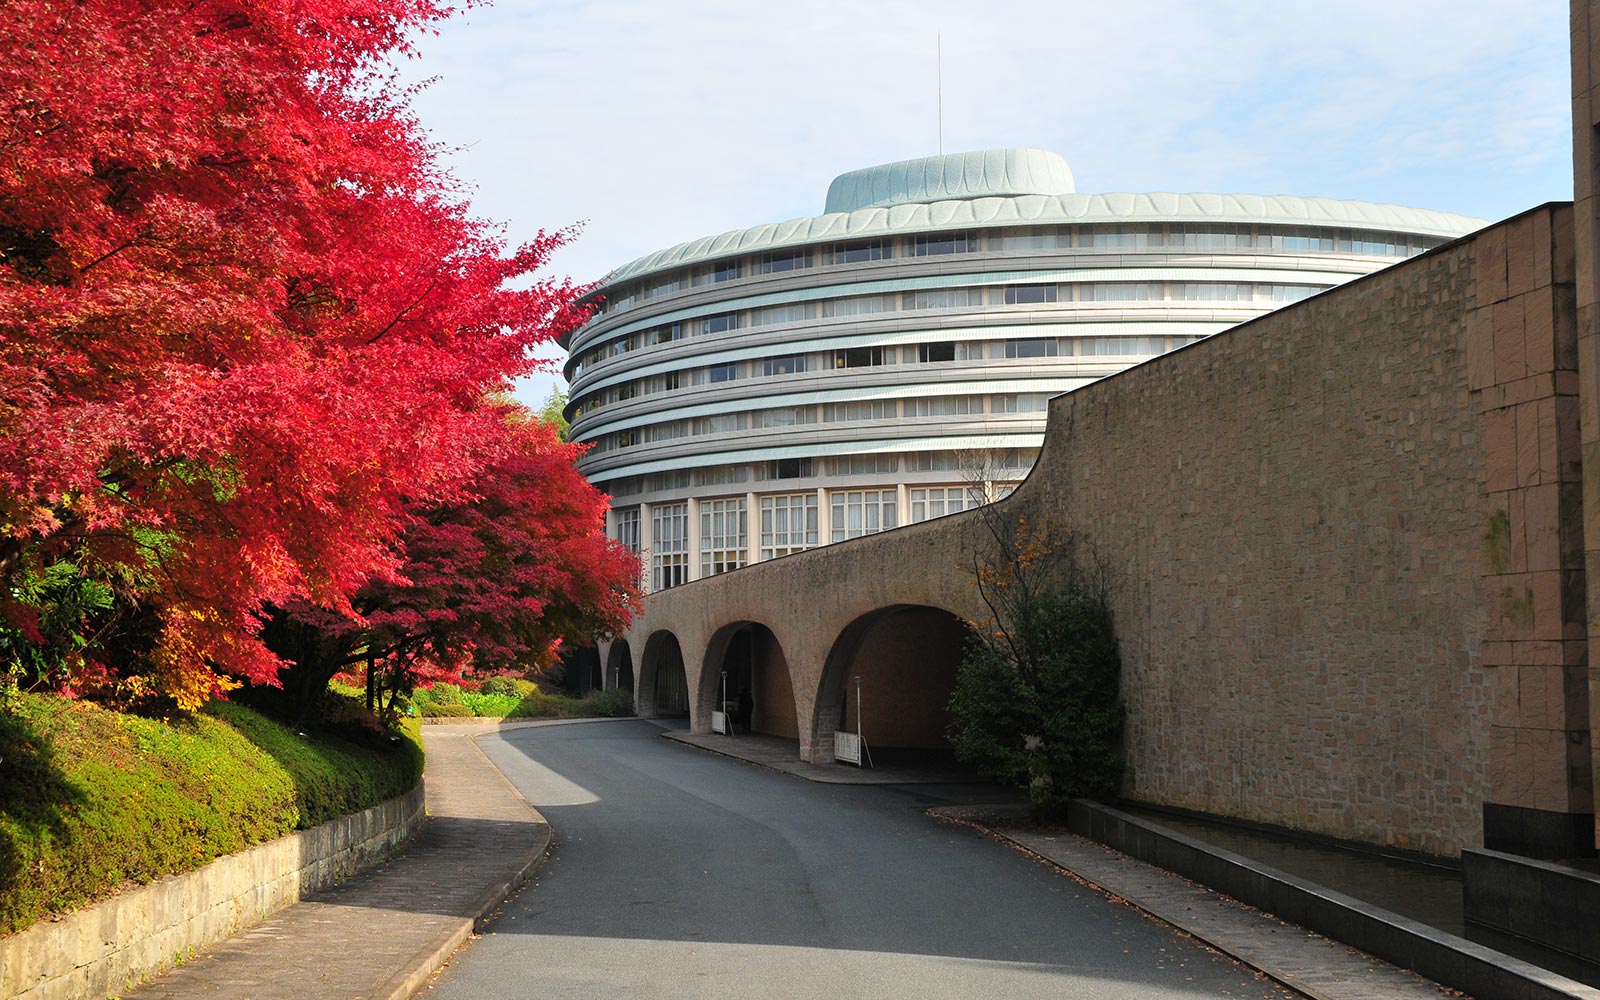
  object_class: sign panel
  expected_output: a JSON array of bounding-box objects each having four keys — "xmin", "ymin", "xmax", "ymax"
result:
[
  {"xmin": 834, "ymin": 730, "xmax": 862, "ymax": 765},
  {"xmin": 712, "ymin": 710, "xmax": 727, "ymax": 735}
]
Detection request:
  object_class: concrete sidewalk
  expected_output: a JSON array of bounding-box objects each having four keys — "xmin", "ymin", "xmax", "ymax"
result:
[{"xmin": 127, "ymin": 721, "xmax": 561, "ymax": 1000}]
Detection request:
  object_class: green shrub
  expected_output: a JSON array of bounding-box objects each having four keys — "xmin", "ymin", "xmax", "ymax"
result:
[
  {"xmin": 0, "ymin": 692, "xmax": 423, "ymax": 935},
  {"xmin": 419, "ymin": 702, "xmax": 474, "ymax": 718},
  {"xmin": 477, "ymin": 676, "xmax": 536, "ymax": 699},
  {"xmin": 459, "ymin": 692, "xmax": 521, "ymax": 716},
  {"xmin": 506, "ymin": 687, "xmax": 634, "ymax": 719},
  {"xmin": 947, "ymin": 512, "xmax": 1124, "ymax": 815},
  {"xmin": 423, "ymin": 683, "xmax": 463, "ymax": 706}
]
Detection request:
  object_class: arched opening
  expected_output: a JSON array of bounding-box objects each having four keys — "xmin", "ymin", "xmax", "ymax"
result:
[
  {"xmin": 637, "ymin": 631, "xmax": 688, "ymax": 718},
  {"xmin": 606, "ymin": 639, "xmax": 635, "ymax": 695},
  {"xmin": 697, "ymin": 622, "xmax": 796, "ymax": 739},
  {"xmin": 812, "ymin": 605, "xmax": 969, "ymax": 764},
  {"xmin": 556, "ymin": 641, "xmax": 602, "ymax": 694}
]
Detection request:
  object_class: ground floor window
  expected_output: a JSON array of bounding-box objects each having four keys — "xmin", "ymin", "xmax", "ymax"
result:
[
  {"xmin": 909, "ymin": 486, "xmax": 984, "ymax": 523},
  {"xmin": 700, "ymin": 497, "xmax": 748, "ymax": 578},
  {"xmin": 831, "ymin": 489, "xmax": 897, "ymax": 542},
  {"xmin": 651, "ymin": 502, "xmax": 688, "ymax": 591},
  {"xmin": 760, "ymin": 493, "xmax": 818, "ymax": 559}
]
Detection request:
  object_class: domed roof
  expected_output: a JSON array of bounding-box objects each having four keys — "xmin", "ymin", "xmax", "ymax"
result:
[{"xmin": 824, "ymin": 148, "xmax": 1076, "ymax": 213}]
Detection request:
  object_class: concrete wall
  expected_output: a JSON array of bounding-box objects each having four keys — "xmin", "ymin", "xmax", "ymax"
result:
[
  {"xmin": 613, "ymin": 204, "xmax": 1590, "ymax": 860},
  {"xmin": 1, "ymin": 783, "xmax": 425, "ymax": 1000}
]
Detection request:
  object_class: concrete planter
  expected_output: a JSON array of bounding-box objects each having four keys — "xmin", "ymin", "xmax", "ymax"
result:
[{"xmin": 0, "ymin": 781, "xmax": 426, "ymax": 1000}]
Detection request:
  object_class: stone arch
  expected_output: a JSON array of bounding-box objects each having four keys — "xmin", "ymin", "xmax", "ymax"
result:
[
  {"xmin": 697, "ymin": 621, "xmax": 798, "ymax": 738},
  {"xmin": 810, "ymin": 604, "xmax": 971, "ymax": 762},
  {"xmin": 637, "ymin": 630, "xmax": 688, "ymax": 718},
  {"xmin": 606, "ymin": 639, "xmax": 635, "ymax": 696}
]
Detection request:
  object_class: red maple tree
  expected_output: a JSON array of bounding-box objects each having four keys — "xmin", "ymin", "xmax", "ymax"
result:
[{"xmin": 1, "ymin": 1, "xmax": 599, "ymax": 704}]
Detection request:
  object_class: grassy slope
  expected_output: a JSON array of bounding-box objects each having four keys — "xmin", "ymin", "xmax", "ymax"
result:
[{"xmin": 0, "ymin": 693, "xmax": 423, "ymax": 936}]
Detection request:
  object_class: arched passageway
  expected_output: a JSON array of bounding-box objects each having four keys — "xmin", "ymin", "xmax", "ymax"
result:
[
  {"xmin": 606, "ymin": 639, "xmax": 635, "ymax": 695},
  {"xmin": 638, "ymin": 631, "xmax": 688, "ymax": 718},
  {"xmin": 698, "ymin": 622, "xmax": 796, "ymax": 737},
  {"xmin": 812, "ymin": 605, "xmax": 969, "ymax": 763},
  {"xmin": 561, "ymin": 642, "xmax": 602, "ymax": 694}
]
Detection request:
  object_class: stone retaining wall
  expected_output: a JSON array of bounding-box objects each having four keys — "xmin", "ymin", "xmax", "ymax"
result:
[{"xmin": 0, "ymin": 781, "xmax": 426, "ymax": 1000}]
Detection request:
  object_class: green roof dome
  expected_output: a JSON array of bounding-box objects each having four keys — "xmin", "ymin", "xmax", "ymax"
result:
[{"xmin": 824, "ymin": 149, "xmax": 1076, "ymax": 213}]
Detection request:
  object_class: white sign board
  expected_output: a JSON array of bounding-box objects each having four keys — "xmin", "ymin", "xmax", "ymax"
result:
[
  {"xmin": 834, "ymin": 730, "xmax": 862, "ymax": 765},
  {"xmin": 712, "ymin": 710, "xmax": 728, "ymax": 735}
]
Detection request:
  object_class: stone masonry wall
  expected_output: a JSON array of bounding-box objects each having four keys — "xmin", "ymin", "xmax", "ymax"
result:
[
  {"xmin": 1011, "ymin": 213, "xmax": 1574, "ymax": 856},
  {"xmin": 1, "ymin": 782, "xmax": 426, "ymax": 1000}
]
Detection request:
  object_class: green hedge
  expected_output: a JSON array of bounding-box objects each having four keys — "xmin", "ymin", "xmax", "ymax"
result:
[{"xmin": 0, "ymin": 693, "xmax": 423, "ymax": 935}]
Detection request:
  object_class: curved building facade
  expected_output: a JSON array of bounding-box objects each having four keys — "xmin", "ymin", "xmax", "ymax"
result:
[{"xmin": 561, "ymin": 149, "xmax": 1483, "ymax": 592}]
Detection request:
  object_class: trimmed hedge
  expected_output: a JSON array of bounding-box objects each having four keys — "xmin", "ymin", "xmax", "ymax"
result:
[
  {"xmin": 0, "ymin": 693, "xmax": 423, "ymax": 935},
  {"xmin": 509, "ymin": 688, "xmax": 633, "ymax": 719}
]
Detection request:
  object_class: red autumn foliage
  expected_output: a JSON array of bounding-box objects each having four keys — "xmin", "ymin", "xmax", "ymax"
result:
[
  {"xmin": 266, "ymin": 415, "xmax": 640, "ymax": 712},
  {"xmin": 0, "ymin": 0, "xmax": 614, "ymax": 703}
]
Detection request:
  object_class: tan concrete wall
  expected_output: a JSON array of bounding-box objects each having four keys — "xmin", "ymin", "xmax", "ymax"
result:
[
  {"xmin": 1, "ymin": 783, "xmax": 425, "ymax": 1000},
  {"xmin": 616, "ymin": 206, "xmax": 1581, "ymax": 858},
  {"xmin": 1569, "ymin": 0, "xmax": 1600, "ymax": 855}
]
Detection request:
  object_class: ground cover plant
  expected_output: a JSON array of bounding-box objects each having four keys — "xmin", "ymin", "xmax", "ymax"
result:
[
  {"xmin": 410, "ymin": 681, "xmax": 633, "ymax": 720},
  {"xmin": 0, "ymin": 691, "xmax": 421, "ymax": 935}
]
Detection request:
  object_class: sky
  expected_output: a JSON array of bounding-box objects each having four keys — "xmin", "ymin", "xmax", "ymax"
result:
[{"xmin": 395, "ymin": 0, "xmax": 1573, "ymax": 408}]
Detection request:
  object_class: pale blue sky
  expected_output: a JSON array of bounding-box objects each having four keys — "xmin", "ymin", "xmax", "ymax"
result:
[{"xmin": 397, "ymin": 0, "xmax": 1572, "ymax": 408}]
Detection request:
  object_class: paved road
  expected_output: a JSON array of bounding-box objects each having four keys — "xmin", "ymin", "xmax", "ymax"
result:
[{"xmin": 425, "ymin": 720, "xmax": 1302, "ymax": 1000}]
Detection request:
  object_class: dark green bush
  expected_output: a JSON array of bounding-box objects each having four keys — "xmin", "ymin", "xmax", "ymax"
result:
[
  {"xmin": 948, "ymin": 555, "xmax": 1124, "ymax": 814},
  {"xmin": 477, "ymin": 676, "xmax": 536, "ymax": 699},
  {"xmin": 0, "ymin": 692, "xmax": 422, "ymax": 935}
]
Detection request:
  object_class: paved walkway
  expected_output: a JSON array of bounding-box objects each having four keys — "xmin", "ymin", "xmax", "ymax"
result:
[
  {"xmin": 662, "ymin": 729, "xmax": 999, "ymax": 786},
  {"xmin": 969, "ymin": 819, "xmax": 1463, "ymax": 1000},
  {"xmin": 127, "ymin": 721, "xmax": 563, "ymax": 1000}
]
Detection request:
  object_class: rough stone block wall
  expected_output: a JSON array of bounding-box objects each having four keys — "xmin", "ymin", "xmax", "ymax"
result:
[
  {"xmin": 1, "ymin": 782, "xmax": 426, "ymax": 1000},
  {"xmin": 1014, "ymin": 221, "xmax": 1515, "ymax": 856}
]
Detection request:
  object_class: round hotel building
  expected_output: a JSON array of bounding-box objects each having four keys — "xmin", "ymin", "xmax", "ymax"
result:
[{"xmin": 562, "ymin": 149, "xmax": 1483, "ymax": 592}]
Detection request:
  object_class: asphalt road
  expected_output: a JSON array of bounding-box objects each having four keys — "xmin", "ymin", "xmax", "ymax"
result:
[{"xmin": 424, "ymin": 719, "xmax": 1302, "ymax": 1000}]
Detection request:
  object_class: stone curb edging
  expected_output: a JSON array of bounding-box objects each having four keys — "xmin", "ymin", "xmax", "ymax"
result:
[
  {"xmin": 370, "ymin": 728, "xmax": 555, "ymax": 1000},
  {"xmin": 2, "ymin": 783, "xmax": 426, "ymax": 1000},
  {"xmin": 1062, "ymin": 800, "xmax": 1600, "ymax": 1000}
]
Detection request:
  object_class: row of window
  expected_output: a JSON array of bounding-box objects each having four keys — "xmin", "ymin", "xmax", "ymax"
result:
[
  {"xmin": 591, "ymin": 223, "xmax": 1442, "ymax": 317},
  {"xmin": 606, "ymin": 449, "xmax": 1040, "ymax": 499},
  {"xmin": 587, "ymin": 393, "xmax": 1058, "ymax": 455},
  {"xmin": 571, "ymin": 281, "xmax": 1318, "ymax": 376},
  {"xmin": 573, "ymin": 334, "xmax": 1193, "ymax": 420},
  {"xmin": 629, "ymin": 485, "xmax": 999, "ymax": 589}
]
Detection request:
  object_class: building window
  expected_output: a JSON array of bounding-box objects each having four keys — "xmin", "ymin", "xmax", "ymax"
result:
[
  {"xmin": 917, "ymin": 342, "xmax": 956, "ymax": 363},
  {"xmin": 910, "ymin": 486, "xmax": 983, "ymax": 523},
  {"xmin": 757, "ymin": 457, "xmax": 814, "ymax": 481},
  {"xmin": 615, "ymin": 507, "xmax": 641, "ymax": 553},
  {"xmin": 759, "ymin": 249, "xmax": 812, "ymax": 274},
  {"xmin": 822, "ymin": 399, "xmax": 896, "ymax": 422},
  {"xmin": 824, "ymin": 294, "xmax": 892, "ymax": 318},
  {"xmin": 1000, "ymin": 284, "xmax": 1059, "ymax": 305},
  {"xmin": 831, "ymin": 489, "xmax": 897, "ymax": 542},
  {"xmin": 705, "ymin": 362, "xmax": 738, "ymax": 384},
  {"xmin": 1086, "ymin": 282, "xmax": 1161, "ymax": 301},
  {"xmin": 693, "ymin": 464, "xmax": 750, "ymax": 487},
  {"xmin": 711, "ymin": 260, "xmax": 742, "ymax": 282},
  {"xmin": 992, "ymin": 393, "xmax": 1050, "ymax": 413},
  {"xmin": 751, "ymin": 406, "xmax": 815, "ymax": 428},
  {"xmin": 650, "ymin": 323, "xmax": 685, "ymax": 345},
  {"xmin": 700, "ymin": 498, "xmax": 748, "ymax": 578},
  {"xmin": 700, "ymin": 312, "xmax": 739, "ymax": 335},
  {"xmin": 904, "ymin": 287, "xmax": 979, "ymax": 310},
  {"xmin": 760, "ymin": 354, "xmax": 807, "ymax": 377},
  {"xmin": 830, "ymin": 239, "xmax": 892, "ymax": 264},
  {"xmin": 827, "ymin": 454, "xmax": 899, "ymax": 476},
  {"xmin": 694, "ymin": 413, "xmax": 745, "ymax": 435},
  {"xmin": 1171, "ymin": 283, "xmax": 1244, "ymax": 301},
  {"xmin": 651, "ymin": 503, "xmax": 688, "ymax": 592},
  {"xmin": 912, "ymin": 231, "xmax": 977, "ymax": 256},
  {"xmin": 909, "ymin": 395, "xmax": 981, "ymax": 416},
  {"xmin": 753, "ymin": 302, "xmax": 816, "ymax": 326},
  {"xmin": 1002, "ymin": 338, "xmax": 1058, "ymax": 359},
  {"xmin": 760, "ymin": 494, "xmax": 818, "ymax": 559},
  {"xmin": 990, "ymin": 227, "xmax": 1070, "ymax": 252},
  {"xmin": 833, "ymin": 346, "xmax": 890, "ymax": 368}
]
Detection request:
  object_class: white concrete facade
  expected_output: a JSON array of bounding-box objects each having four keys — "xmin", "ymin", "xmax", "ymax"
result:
[{"xmin": 561, "ymin": 149, "xmax": 1484, "ymax": 592}]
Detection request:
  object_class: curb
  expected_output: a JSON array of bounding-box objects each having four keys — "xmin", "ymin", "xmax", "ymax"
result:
[{"xmin": 370, "ymin": 730, "xmax": 557, "ymax": 1000}]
